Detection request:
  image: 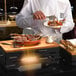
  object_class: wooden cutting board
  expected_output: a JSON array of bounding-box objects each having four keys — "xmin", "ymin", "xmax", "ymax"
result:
[
  {"xmin": 0, "ymin": 37, "xmax": 59, "ymax": 53},
  {"xmin": 60, "ymin": 40, "xmax": 76, "ymax": 55}
]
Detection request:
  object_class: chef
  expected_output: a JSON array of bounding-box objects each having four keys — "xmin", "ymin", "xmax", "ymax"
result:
[{"xmin": 16, "ymin": 0, "xmax": 75, "ymax": 42}]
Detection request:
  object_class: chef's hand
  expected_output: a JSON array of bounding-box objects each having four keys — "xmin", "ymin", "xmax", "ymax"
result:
[{"xmin": 33, "ymin": 11, "xmax": 46, "ymax": 20}]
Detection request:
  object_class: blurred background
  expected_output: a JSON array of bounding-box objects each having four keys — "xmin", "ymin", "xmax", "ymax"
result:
[{"xmin": 0, "ymin": 0, "xmax": 24, "ymax": 21}]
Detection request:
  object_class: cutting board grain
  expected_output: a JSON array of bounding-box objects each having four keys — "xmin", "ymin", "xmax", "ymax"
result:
[{"xmin": 0, "ymin": 37, "xmax": 59, "ymax": 53}]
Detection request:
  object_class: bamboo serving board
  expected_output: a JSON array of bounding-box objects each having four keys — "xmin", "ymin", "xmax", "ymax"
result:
[
  {"xmin": 60, "ymin": 40, "xmax": 76, "ymax": 55},
  {"xmin": 0, "ymin": 37, "xmax": 59, "ymax": 53}
]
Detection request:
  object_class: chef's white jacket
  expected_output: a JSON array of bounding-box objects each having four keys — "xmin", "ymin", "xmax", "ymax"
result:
[{"xmin": 16, "ymin": 0, "xmax": 75, "ymax": 41}]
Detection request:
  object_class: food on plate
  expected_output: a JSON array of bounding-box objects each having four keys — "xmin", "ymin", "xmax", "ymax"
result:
[
  {"xmin": 11, "ymin": 34, "xmax": 41, "ymax": 47},
  {"xmin": 47, "ymin": 20, "xmax": 64, "ymax": 26},
  {"xmin": 48, "ymin": 21, "xmax": 54, "ymax": 26},
  {"xmin": 44, "ymin": 15, "xmax": 65, "ymax": 28}
]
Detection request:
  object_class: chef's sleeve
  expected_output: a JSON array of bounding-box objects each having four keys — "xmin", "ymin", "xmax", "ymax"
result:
[
  {"xmin": 16, "ymin": 0, "xmax": 33, "ymax": 29},
  {"xmin": 60, "ymin": 1, "xmax": 75, "ymax": 33}
]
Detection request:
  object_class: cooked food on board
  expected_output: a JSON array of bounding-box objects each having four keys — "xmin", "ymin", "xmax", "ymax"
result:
[{"xmin": 11, "ymin": 34, "xmax": 41, "ymax": 46}]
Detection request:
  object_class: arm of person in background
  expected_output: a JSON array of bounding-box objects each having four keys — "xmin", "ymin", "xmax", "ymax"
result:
[{"xmin": 60, "ymin": 0, "xmax": 75, "ymax": 34}]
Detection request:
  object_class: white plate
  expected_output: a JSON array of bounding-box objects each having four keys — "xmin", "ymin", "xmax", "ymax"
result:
[{"xmin": 44, "ymin": 21, "xmax": 61, "ymax": 28}]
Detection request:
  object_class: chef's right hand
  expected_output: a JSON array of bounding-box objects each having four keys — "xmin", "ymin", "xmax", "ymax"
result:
[{"xmin": 33, "ymin": 11, "xmax": 46, "ymax": 20}]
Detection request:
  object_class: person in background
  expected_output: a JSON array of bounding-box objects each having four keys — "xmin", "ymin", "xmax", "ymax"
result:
[{"xmin": 16, "ymin": 0, "xmax": 75, "ymax": 42}]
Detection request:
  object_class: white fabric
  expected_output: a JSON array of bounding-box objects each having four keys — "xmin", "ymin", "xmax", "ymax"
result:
[
  {"xmin": 67, "ymin": 39, "xmax": 76, "ymax": 46},
  {"xmin": 16, "ymin": 0, "xmax": 75, "ymax": 40}
]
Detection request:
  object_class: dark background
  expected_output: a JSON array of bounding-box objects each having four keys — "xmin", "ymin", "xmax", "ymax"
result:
[
  {"xmin": 0, "ymin": 0, "xmax": 24, "ymax": 13},
  {"xmin": 0, "ymin": 0, "xmax": 76, "ymax": 18}
]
